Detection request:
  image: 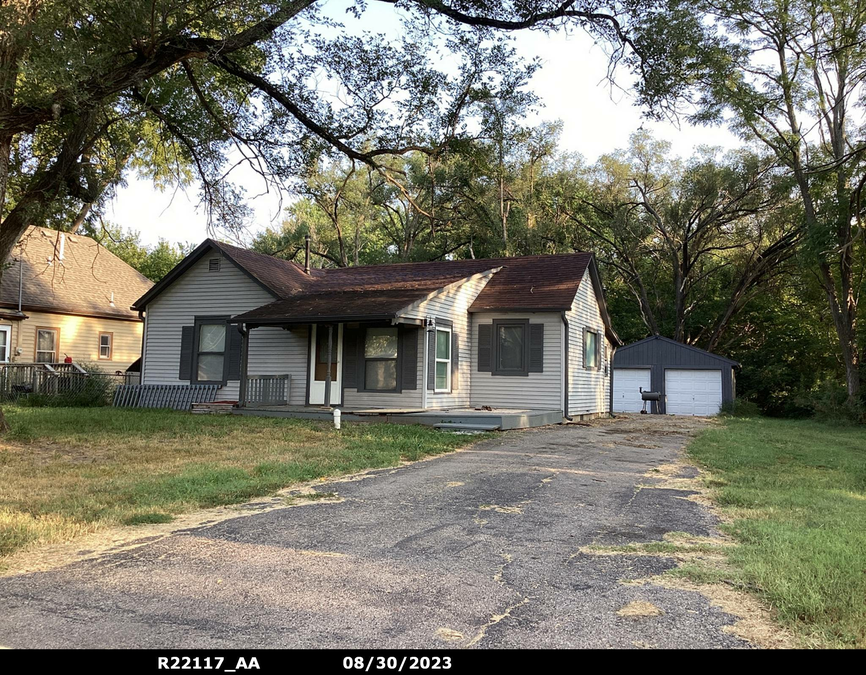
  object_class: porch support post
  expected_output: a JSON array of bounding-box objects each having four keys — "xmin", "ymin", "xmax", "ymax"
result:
[
  {"xmin": 323, "ymin": 323, "xmax": 333, "ymax": 408},
  {"xmin": 238, "ymin": 323, "xmax": 250, "ymax": 407}
]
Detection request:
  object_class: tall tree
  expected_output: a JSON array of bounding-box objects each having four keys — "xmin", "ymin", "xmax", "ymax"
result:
[
  {"xmin": 567, "ymin": 132, "xmax": 799, "ymax": 346},
  {"xmin": 638, "ymin": 0, "xmax": 866, "ymax": 403},
  {"xmin": 0, "ymin": 0, "xmax": 673, "ymax": 280}
]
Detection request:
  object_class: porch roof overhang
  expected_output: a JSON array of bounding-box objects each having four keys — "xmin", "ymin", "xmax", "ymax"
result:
[{"xmin": 229, "ymin": 288, "xmax": 439, "ymax": 327}]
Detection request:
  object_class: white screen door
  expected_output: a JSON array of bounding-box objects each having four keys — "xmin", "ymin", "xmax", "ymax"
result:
[{"xmin": 309, "ymin": 324, "xmax": 343, "ymax": 405}]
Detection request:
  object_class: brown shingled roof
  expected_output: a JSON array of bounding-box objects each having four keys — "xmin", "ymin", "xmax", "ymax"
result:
[
  {"xmin": 134, "ymin": 240, "xmax": 618, "ymax": 342},
  {"xmin": 232, "ymin": 253, "xmax": 594, "ymax": 323},
  {"xmin": 1, "ymin": 226, "xmax": 153, "ymax": 320}
]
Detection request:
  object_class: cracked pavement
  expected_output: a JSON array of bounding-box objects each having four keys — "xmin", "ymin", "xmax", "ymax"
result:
[{"xmin": 0, "ymin": 415, "xmax": 752, "ymax": 649}]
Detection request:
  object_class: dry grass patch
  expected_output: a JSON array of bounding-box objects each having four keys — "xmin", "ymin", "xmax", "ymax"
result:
[
  {"xmin": 617, "ymin": 600, "xmax": 664, "ymax": 618},
  {"xmin": 0, "ymin": 406, "xmax": 480, "ymax": 564}
]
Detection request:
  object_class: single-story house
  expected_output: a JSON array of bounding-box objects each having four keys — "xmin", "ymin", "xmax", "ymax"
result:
[
  {"xmin": 131, "ymin": 240, "xmax": 621, "ymax": 424},
  {"xmin": 612, "ymin": 336, "xmax": 739, "ymax": 416},
  {"xmin": 0, "ymin": 226, "xmax": 153, "ymax": 371}
]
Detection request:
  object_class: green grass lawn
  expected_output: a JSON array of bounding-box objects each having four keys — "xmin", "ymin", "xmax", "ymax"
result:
[
  {"xmin": 688, "ymin": 416, "xmax": 866, "ymax": 648},
  {"xmin": 0, "ymin": 406, "xmax": 478, "ymax": 562}
]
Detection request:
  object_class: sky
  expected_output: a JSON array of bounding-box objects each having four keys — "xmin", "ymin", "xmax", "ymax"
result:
[{"xmin": 107, "ymin": 3, "xmax": 742, "ymax": 248}]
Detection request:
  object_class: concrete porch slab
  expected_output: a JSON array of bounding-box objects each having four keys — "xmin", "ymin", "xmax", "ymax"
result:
[{"xmin": 232, "ymin": 406, "xmax": 564, "ymax": 430}]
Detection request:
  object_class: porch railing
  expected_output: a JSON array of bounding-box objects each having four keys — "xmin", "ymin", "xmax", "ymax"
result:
[{"xmin": 244, "ymin": 374, "xmax": 290, "ymax": 406}]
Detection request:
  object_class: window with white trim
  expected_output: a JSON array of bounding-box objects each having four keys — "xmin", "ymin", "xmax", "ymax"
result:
[
  {"xmin": 434, "ymin": 327, "xmax": 451, "ymax": 392},
  {"xmin": 98, "ymin": 332, "xmax": 113, "ymax": 360},
  {"xmin": 35, "ymin": 328, "xmax": 58, "ymax": 363},
  {"xmin": 584, "ymin": 329, "xmax": 600, "ymax": 369},
  {"xmin": 0, "ymin": 325, "xmax": 10, "ymax": 363}
]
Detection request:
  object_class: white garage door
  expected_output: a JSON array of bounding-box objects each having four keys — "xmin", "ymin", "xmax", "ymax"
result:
[
  {"xmin": 613, "ymin": 368, "xmax": 652, "ymax": 413},
  {"xmin": 664, "ymin": 369, "xmax": 722, "ymax": 416}
]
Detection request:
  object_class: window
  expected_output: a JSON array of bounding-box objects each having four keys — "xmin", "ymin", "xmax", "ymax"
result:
[
  {"xmin": 98, "ymin": 332, "xmax": 113, "ymax": 360},
  {"xmin": 35, "ymin": 328, "xmax": 59, "ymax": 363},
  {"xmin": 196, "ymin": 322, "xmax": 226, "ymax": 382},
  {"xmin": 492, "ymin": 320, "xmax": 528, "ymax": 376},
  {"xmin": 584, "ymin": 329, "xmax": 599, "ymax": 369},
  {"xmin": 0, "ymin": 325, "xmax": 10, "ymax": 363},
  {"xmin": 435, "ymin": 327, "xmax": 451, "ymax": 392},
  {"xmin": 364, "ymin": 327, "xmax": 398, "ymax": 391}
]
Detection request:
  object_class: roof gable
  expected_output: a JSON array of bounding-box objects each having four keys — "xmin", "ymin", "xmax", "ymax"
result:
[
  {"xmin": 132, "ymin": 239, "xmax": 309, "ymax": 310},
  {"xmin": 618, "ymin": 335, "xmax": 739, "ymax": 365},
  {"xmin": 1, "ymin": 226, "xmax": 153, "ymax": 320}
]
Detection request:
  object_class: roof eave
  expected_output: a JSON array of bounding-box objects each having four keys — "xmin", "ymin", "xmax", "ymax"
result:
[
  {"xmin": 231, "ymin": 312, "xmax": 397, "ymax": 326},
  {"xmin": 131, "ymin": 239, "xmax": 282, "ymax": 310}
]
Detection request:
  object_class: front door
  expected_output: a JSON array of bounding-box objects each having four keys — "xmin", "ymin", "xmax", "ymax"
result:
[{"xmin": 309, "ymin": 324, "xmax": 343, "ymax": 405}]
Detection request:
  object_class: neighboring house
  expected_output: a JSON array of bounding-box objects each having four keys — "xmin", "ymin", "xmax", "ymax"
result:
[
  {"xmin": 132, "ymin": 240, "xmax": 620, "ymax": 420},
  {"xmin": 0, "ymin": 226, "xmax": 154, "ymax": 372},
  {"xmin": 612, "ymin": 336, "xmax": 739, "ymax": 416}
]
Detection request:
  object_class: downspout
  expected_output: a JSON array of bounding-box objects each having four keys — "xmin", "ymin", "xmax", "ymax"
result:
[
  {"xmin": 17, "ymin": 257, "xmax": 23, "ymax": 313},
  {"xmin": 561, "ymin": 311, "xmax": 571, "ymax": 421},
  {"xmin": 138, "ymin": 310, "xmax": 147, "ymax": 383}
]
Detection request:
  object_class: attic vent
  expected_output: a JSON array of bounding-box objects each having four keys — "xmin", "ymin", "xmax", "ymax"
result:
[{"xmin": 208, "ymin": 258, "xmax": 221, "ymax": 272}]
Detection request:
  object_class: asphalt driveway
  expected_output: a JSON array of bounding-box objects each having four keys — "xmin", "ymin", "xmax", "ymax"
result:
[{"xmin": 0, "ymin": 415, "xmax": 753, "ymax": 649}]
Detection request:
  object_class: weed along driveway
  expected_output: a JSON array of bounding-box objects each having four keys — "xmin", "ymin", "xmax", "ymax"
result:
[{"xmin": 0, "ymin": 415, "xmax": 781, "ymax": 649}]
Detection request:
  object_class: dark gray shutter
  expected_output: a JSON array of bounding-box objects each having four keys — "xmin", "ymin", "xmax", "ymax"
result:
[
  {"xmin": 528, "ymin": 323, "xmax": 544, "ymax": 373},
  {"xmin": 343, "ymin": 327, "xmax": 359, "ymax": 389},
  {"xmin": 450, "ymin": 331, "xmax": 459, "ymax": 392},
  {"xmin": 226, "ymin": 324, "xmax": 243, "ymax": 380},
  {"xmin": 401, "ymin": 327, "xmax": 418, "ymax": 390},
  {"xmin": 427, "ymin": 329, "xmax": 435, "ymax": 391},
  {"xmin": 179, "ymin": 325, "xmax": 194, "ymax": 380},
  {"xmin": 477, "ymin": 324, "xmax": 492, "ymax": 372}
]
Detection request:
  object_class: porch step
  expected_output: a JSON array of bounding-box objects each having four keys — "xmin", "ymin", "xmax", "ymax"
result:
[{"xmin": 433, "ymin": 422, "xmax": 501, "ymax": 432}]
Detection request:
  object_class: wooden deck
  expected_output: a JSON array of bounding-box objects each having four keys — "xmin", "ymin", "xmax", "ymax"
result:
[{"xmin": 232, "ymin": 405, "xmax": 564, "ymax": 431}]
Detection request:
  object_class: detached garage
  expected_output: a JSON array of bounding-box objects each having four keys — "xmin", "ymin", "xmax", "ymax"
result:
[{"xmin": 612, "ymin": 336, "xmax": 738, "ymax": 416}]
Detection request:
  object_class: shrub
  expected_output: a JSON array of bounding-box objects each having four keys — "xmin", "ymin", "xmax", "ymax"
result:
[
  {"xmin": 796, "ymin": 379, "xmax": 865, "ymax": 425},
  {"xmin": 719, "ymin": 399, "xmax": 762, "ymax": 418},
  {"xmin": 18, "ymin": 361, "xmax": 117, "ymax": 408}
]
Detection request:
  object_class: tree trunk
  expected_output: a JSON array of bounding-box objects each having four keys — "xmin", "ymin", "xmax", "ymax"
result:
[
  {"xmin": 0, "ymin": 406, "xmax": 9, "ymax": 434},
  {"xmin": 819, "ymin": 261, "xmax": 860, "ymax": 401}
]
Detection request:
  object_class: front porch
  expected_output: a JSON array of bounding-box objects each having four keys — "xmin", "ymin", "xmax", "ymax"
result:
[{"xmin": 233, "ymin": 405, "xmax": 563, "ymax": 431}]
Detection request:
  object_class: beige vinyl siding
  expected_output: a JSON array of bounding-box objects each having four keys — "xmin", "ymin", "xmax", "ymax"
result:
[
  {"xmin": 246, "ymin": 326, "xmax": 309, "ymax": 406},
  {"xmin": 142, "ymin": 252, "xmax": 277, "ymax": 400},
  {"xmin": 566, "ymin": 268, "xmax": 611, "ymax": 416},
  {"xmin": 470, "ymin": 311, "xmax": 563, "ymax": 411},
  {"xmin": 0, "ymin": 310, "xmax": 142, "ymax": 372}
]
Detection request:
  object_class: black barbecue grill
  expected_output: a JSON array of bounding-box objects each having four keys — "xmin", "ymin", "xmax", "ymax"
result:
[{"xmin": 639, "ymin": 387, "xmax": 661, "ymax": 414}]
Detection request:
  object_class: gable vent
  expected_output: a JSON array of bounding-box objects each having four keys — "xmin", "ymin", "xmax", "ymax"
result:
[{"xmin": 208, "ymin": 258, "xmax": 221, "ymax": 272}]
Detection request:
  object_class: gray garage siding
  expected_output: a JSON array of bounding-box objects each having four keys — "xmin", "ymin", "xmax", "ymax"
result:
[{"xmin": 613, "ymin": 336, "xmax": 738, "ymax": 414}]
